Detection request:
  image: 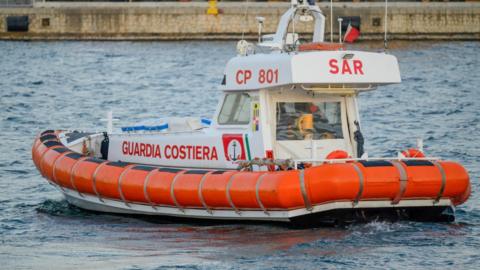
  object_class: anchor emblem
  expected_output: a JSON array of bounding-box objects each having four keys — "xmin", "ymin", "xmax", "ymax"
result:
[
  {"xmin": 222, "ymin": 134, "xmax": 246, "ymax": 161},
  {"xmin": 228, "ymin": 140, "xmax": 241, "ymax": 161}
]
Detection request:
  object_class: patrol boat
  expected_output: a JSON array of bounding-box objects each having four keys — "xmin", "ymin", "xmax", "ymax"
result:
[{"xmin": 32, "ymin": 1, "xmax": 470, "ymax": 224}]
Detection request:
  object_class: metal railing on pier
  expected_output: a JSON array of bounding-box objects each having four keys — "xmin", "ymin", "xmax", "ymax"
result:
[
  {"xmin": 1, "ymin": 0, "xmax": 473, "ymax": 5},
  {"xmin": 0, "ymin": 0, "xmax": 33, "ymax": 7}
]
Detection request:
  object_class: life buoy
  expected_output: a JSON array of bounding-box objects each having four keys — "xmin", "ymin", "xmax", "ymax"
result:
[
  {"xmin": 326, "ymin": 150, "xmax": 350, "ymax": 160},
  {"xmin": 402, "ymin": 148, "xmax": 425, "ymax": 158},
  {"xmin": 298, "ymin": 42, "xmax": 345, "ymax": 52}
]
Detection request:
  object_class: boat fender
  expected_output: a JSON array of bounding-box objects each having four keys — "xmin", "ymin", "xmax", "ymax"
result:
[
  {"xmin": 401, "ymin": 148, "xmax": 425, "ymax": 158},
  {"xmin": 41, "ymin": 130, "xmax": 55, "ymax": 136},
  {"xmin": 100, "ymin": 132, "xmax": 109, "ymax": 160},
  {"xmin": 326, "ymin": 150, "xmax": 350, "ymax": 160},
  {"xmin": 81, "ymin": 141, "xmax": 89, "ymax": 156},
  {"xmin": 297, "ymin": 162, "xmax": 312, "ymax": 170},
  {"xmin": 265, "ymin": 150, "xmax": 275, "ymax": 171},
  {"xmin": 354, "ymin": 121, "xmax": 364, "ymax": 158}
]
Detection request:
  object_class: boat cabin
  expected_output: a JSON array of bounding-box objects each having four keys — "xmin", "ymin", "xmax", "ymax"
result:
[
  {"xmin": 210, "ymin": 0, "xmax": 401, "ymax": 168},
  {"xmin": 213, "ymin": 85, "xmax": 358, "ymax": 163}
]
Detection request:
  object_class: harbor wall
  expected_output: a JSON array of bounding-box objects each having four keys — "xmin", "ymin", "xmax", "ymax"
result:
[{"xmin": 0, "ymin": 2, "xmax": 479, "ymax": 40}]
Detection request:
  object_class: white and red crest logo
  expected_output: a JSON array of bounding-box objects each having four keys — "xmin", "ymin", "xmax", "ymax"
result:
[{"xmin": 222, "ymin": 134, "xmax": 246, "ymax": 161}]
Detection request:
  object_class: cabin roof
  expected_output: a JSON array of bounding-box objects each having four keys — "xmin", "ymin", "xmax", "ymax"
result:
[{"xmin": 221, "ymin": 50, "xmax": 401, "ymax": 92}]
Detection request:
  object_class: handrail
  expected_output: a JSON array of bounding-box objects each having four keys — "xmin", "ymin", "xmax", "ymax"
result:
[
  {"xmin": 293, "ymin": 156, "xmax": 440, "ymax": 168},
  {"xmin": 300, "ymin": 84, "xmax": 376, "ymax": 93},
  {"xmin": 295, "ymin": 157, "xmax": 440, "ymax": 163},
  {"xmin": 237, "ymin": 156, "xmax": 441, "ymax": 171}
]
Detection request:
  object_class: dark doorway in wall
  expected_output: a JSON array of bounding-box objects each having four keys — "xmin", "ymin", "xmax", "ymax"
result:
[{"xmin": 6, "ymin": 16, "xmax": 29, "ymax": 32}]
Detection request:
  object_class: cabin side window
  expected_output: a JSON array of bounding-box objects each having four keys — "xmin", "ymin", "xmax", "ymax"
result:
[
  {"xmin": 276, "ymin": 102, "xmax": 343, "ymax": 140},
  {"xmin": 218, "ymin": 93, "xmax": 251, "ymax": 125}
]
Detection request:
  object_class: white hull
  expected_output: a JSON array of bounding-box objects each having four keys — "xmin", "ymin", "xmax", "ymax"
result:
[{"xmin": 56, "ymin": 184, "xmax": 453, "ymax": 222}]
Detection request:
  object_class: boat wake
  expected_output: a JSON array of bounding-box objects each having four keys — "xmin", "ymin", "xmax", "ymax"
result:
[{"xmin": 36, "ymin": 199, "xmax": 89, "ymax": 217}]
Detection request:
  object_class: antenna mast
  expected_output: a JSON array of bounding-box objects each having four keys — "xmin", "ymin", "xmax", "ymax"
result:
[
  {"xmin": 384, "ymin": 0, "xmax": 388, "ymax": 50},
  {"xmin": 241, "ymin": 0, "xmax": 249, "ymax": 41},
  {"xmin": 330, "ymin": 0, "xmax": 333, "ymax": 42}
]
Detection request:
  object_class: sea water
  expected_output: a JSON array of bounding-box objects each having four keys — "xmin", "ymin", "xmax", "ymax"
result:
[{"xmin": 0, "ymin": 41, "xmax": 479, "ymax": 269}]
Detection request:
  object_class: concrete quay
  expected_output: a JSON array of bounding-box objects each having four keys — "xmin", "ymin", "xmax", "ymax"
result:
[{"xmin": 0, "ymin": 2, "xmax": 479, "ymax": 40}]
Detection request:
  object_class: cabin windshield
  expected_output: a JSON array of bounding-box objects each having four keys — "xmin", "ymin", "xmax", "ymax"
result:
[
  {"xmin": 218, "ymin": 93, "xmax": 251, "ymax": 125},
  {"xmin": 276, "ymin": 102, "xmax": 343, "ymax": 141}
]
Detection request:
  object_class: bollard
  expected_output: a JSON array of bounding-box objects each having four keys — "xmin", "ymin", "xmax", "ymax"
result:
[{"xmin": 207, "ymin": 0, "xmax": 219, "ymax": 15}]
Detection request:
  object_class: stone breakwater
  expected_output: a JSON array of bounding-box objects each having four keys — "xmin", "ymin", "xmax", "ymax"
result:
[{"xmin": 0, "ymin": 2, "xmax": 479, "ymax": 40}]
